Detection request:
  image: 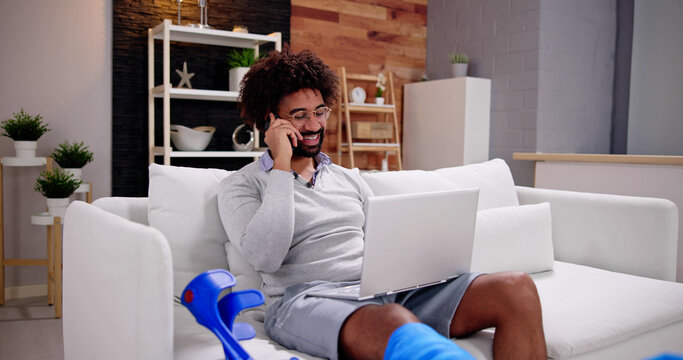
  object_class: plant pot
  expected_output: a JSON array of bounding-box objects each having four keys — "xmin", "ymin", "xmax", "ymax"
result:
[
  {"xmin": 46, "ymin": 197, "xmax": 70, "ymax": 219},
  {"xmin": 451, "ymin": 63, "xmax": 468, "ymax": 78},
  {"xmin": 229, "ymin": 67, "xmax": 250, "ymax": 92},
  {"xmin": 14, "ymin": 140, "xmax": 37, "ymax": 158},
  {"xmin": 63, "ymin": 168, "xmax": 83, "ymax": 181},
  {"xmin": 375, "ymin": 97, "xmax": 385, "ymax": 105}
]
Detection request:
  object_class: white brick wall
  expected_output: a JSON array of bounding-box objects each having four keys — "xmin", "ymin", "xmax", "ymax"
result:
[
  {"xmin": 427, "ymin": 0, "xmax": 615, "ymax": 185},
  {"xmin": 427, "ymin": 0, "xmax": 541, "ymax": 185}
]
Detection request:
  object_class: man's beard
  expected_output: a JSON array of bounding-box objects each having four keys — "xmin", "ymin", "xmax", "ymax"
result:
[{"xmin": 292, "ymin": 128, "xmax": 324, "ymax": 158}]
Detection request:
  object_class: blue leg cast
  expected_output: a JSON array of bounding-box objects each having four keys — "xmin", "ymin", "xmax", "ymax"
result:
[{"xmin": 384, "ymin": 323, "xmax": 475, "ymax": 360}]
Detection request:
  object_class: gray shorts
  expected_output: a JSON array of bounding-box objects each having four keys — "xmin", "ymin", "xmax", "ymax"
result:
[{"xmin": 264, "ymin": 272, "xmax": 481, "ymax": 360}]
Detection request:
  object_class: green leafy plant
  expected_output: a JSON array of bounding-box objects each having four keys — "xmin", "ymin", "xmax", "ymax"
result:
[
  {"xmin": 1, "ymin": 109, "xmax": 50, "ymax": 141},
  {"xmin": 50, "ymin": 141, "xmax": 94, "ymax": 168},
  {"xmin": 34, "ymin": 168, "xmax": 82, "ymax": 198},
  {"xmin": 448, "ymin": 52, "xmax": 469, "ymax": 64},
  {"xmin": 226, "ymin": 48, "xmax": 265, "ymax": 69}
]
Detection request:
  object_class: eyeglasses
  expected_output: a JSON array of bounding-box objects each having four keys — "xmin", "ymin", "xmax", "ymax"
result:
[{"xmin": 278, "ymin": 107, "xmax": 331, "ymax": 123}]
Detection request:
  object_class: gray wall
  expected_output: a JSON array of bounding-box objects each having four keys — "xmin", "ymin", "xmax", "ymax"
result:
[
  {"xmin": 427, "ymin": 0, "xmax": 541, "ymax": 186},
  {"xmin": 427, "ymin": 0, "xmax": 616, "ymax": 185},
  {"xmin": 628, "ymin": 0, "xmax": 683, "ymax": 155},
  {"xmin": 0, "ymin": 0, "xmax": 112, "ymax": 288},
  {"xmin": 537, "ymin": 0, "xmax": 615, "ymax": 155}
]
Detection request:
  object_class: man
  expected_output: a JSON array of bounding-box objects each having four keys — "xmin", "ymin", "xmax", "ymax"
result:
[{"xmin": 218, "ymin": 48, "xmax": 546, "ymax": 360}]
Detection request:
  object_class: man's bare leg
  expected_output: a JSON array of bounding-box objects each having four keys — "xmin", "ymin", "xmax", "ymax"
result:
[
  {"xmin": 450, "ymin": 272, "xmax": 547, "ymax": 360},
  {"xmin": 339, "ymin": 303, "xmax": 419, "ymax": 359}
]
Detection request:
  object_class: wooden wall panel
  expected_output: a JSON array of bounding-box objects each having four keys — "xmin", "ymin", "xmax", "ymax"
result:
[{"xmin": 291, "ymin": 0, "xmax": 427, "ymax": 170}]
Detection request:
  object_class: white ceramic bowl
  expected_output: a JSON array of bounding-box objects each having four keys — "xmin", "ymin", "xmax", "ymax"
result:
[{"xmin": 170, "ymin": 125, "xmax": 215, "ymax": 151}]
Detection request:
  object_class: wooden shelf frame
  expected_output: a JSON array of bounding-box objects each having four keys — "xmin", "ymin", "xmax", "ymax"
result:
[
  {"xmin": 0, "ymin": 157, "xmax": 70, "ymax": 318},
  {"xmin": 336, "ymin": 67, "xmax": 402, "ymax": 170},
  {"xmin": 148, "ymin": 19, "xmax": 282, "ymax": 165}
]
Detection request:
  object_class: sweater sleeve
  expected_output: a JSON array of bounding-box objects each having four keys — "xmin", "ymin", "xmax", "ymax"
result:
[{"xmin": 218, "ymin": 169, "xmax": 295, "ymax": 273}]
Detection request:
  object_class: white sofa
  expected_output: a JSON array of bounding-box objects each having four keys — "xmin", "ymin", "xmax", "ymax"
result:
[{"xmin": 62, "ymin": 159, "xmax": 683, "ymax": 360}]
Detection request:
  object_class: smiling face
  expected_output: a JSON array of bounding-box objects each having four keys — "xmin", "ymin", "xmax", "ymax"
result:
[{"xmin": 277, "ymin": 88, "xmax": 327, "ymax": 158}]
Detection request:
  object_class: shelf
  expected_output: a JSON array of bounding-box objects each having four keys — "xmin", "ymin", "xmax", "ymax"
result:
[
  {"xmin": 340, "ymin": 142, "xmax": 401, "ymax": 152},
  {"xmin": 150, "ymin": 21, "xmax": 280, "ymax": 48},
  {"xmin": 152, "ymin": 147, "xmax": 264, "ymax": 158},
  {"xmin": 151, "ymin": 86, "xmax": 239, "ymax": 101},
  {"xmin": 0, "ymin": 157, "xmax": 47, "ymax": 167},
  {"xmin": 75, "ymin": 183, "xmax": 90, "ymax": 194},
  {"xmin": 341, "ymin": 103, "xmax": 396, "ymax": 113},
  {"xmin": 148, "ymin": 20, "xmax": 280, "ymax": 165},
  {"xmin": 31, "ymin": 212, "xmax": 56, "ymax": 226}
]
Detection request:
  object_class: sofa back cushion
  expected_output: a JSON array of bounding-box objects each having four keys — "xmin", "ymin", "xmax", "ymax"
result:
[
  {"xmin": 361, "ymin": 158, "xmax": 518, "ymax": 210},
  {"xmin": 148, "ymin": 164, "xmax": 233, "ymax": 296},
  {"xmin": 434, "ymin": 158, "xmax": 519, "ymax": 210},
  {"xmin": 471, "ymin": 203, "xmax": 554, "ymax": 274}
]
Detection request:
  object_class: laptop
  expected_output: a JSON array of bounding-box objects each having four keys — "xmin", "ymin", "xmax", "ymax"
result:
[{"xmin": 308, "ymin": 188, "xmax": 479, "ymax": 301}]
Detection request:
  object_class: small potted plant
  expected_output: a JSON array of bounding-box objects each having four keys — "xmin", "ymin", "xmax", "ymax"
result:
[
  {"xmin": 449, "ymin": 52, "xmax": 469, "ymax": 78},
  {"xmin": 375, "ymin": 72, "xmax": 387, "ymax": 105},
  {"xmin": 227, "ymin": 48, "xmax": 264, "ymax": 92},
  {"xmin": 34, "ymin": 168, "xmax": 82, "ymax": 219},
  {"xmin": 1, "ymin": 109, "xmax": 50, "ymax": 158},
  {"xmin": 50, "ymin": 141, "xmax": 94, "ymax": 181}
]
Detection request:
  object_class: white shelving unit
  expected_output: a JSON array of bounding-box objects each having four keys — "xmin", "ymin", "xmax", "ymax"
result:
[
  {"xmin": 148, "ymin": 19, "xmax": 282, "ymax": 165},
  {"xmin": 402, "ymin": 77, "xmax": 491, "ymax": 170}
]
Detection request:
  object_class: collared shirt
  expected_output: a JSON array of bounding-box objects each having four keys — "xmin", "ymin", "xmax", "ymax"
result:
[{"xmin": 259, "ymin": 150, "xmax": 332, "ymax": 186}]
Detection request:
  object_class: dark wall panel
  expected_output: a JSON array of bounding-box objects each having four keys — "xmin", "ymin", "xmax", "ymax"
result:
[{"xmin": 113, "ymin": 0, "xmax": 290, "ymax": 196}]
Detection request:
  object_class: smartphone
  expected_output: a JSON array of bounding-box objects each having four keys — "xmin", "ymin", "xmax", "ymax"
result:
[
  {"xmin": 266, "ymin": 112, "xmax": 296, "ymax": 148},
  {"xmin": 265, "ymin": 112, "xmax": 279, "ymax": 131}
]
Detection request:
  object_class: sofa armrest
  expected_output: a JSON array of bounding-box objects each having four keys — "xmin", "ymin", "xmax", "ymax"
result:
[
  {"xmin": 63, "ymin": 201, "xmax": 174, "ymax": 360},
  {"xmin": 516, "ymin": 186, "xmax": 679, "ymax": 281},
  {"xmin": 92, "ymin": 196, "xmax": 149, "ymax": 225}
]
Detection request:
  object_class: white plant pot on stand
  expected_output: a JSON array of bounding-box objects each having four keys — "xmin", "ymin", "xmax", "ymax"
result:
[
  {"xmin": 14, "ymin": 140, "xmax": 38, "ymax": 158},
  {"xmin": 46, "ymin": 198, "xmax": 70, "ymax": 219},
  {"xmin": 375, "ymin": 97, "xmax": 385, "ymax": 105},
  {"xmin": 63, "ymin": 168, "xmax": 82, "ymax": 182},
  {"xmin": 229, "ymin": 67, "xmax": 250, "ymax": 92}
]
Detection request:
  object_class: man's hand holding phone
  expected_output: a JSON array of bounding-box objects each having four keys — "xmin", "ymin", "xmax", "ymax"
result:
[{"xmin": 264, "ymin": 112, "xmax": 303, "ymax": 171}]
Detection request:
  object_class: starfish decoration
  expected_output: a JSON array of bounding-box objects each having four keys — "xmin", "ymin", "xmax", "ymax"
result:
[{"xmin": 175, "ymin": 61, "xmax": 195, "ymax": 89}]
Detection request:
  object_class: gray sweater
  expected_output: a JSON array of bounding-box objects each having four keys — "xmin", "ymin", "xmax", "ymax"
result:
[{"xmin": 217, "ymin": 159, "xmax": 373, "ymax": 298}]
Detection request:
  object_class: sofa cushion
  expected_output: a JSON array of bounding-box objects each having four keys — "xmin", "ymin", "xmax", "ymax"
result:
[
  {"xmin": 361, "ymin": 159, "xmax": 518, "ymax": 210},
  {"xmin": 434, "ymin": 158, "xmax": 519, "ymax": 210},
  {"xmin": 471, "ymin": 203, "xmax": 554, "ymax": 274},
  {"xmin": 532, "ymin": 261, "xmax": 683, "ymax": 358},
  {"xmin": 148, "ymin": 164, "xmax": 233, "ymax": 296}
]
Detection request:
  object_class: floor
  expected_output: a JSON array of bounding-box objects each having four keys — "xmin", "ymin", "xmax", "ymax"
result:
[{"xmin": 0, "ymin": 296, "xmax": 64, "ymax": 359}]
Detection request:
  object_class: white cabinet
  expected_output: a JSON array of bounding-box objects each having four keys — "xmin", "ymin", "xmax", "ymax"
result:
[
  {"xmin": 147, "ymin": 20, "xmax": 282, "ymax": 165},
  {"xmin": 402, "ymin": 77, "xmax": 491, "ymax": 170}
]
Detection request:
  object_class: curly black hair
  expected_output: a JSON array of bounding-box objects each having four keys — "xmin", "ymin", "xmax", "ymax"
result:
[{"xmin": 239, "ymin": 46, "xmax": 339, "ymax": 132}]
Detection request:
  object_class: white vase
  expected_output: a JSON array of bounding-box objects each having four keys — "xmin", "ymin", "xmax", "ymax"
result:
[
  {"xmin": 14, "ymin": 140, "xmax": 37, "ymax": 158},
  {"xmin": 63, "ymin": 168, "xmax": 83, "ymax": 181},
  {"xmin": 46, "ymin": 197, "xmax": 70, "ymax": 219},
  {"xmin": 229, "ymin": 67, "xmax": 250, "ymax": 92},
  {"xmin": 451, "ymin": 63, "xmax": 468, "ymax": 78},
  {"xmin": 375, "ymin": 97, "xmax": 385, "ymax": 105}
]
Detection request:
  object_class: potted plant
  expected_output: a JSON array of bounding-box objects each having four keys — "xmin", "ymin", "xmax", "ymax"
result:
[
  {"xmin": 1, "ymin": 109, "xmax": 50, "ymax": 158},
  {"xmin": 34, "ymin": 168, "xmax": 82, "ymax": 219},
  {"xmin": 227, "ymin": 48, "xmax": 264, "ymax": 92},
  {"xmin": 375, "ymin": 72, "xmax": 387, "ymax": 105},
  {"xmin": 50, "ymin": 141, "xmax": 94, "ymax": 181},
  {"xmin": 449, "ymin": 52, "xmax": 469, "ymax": 78}
]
